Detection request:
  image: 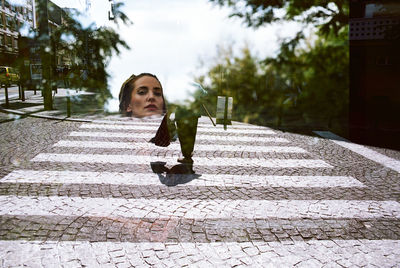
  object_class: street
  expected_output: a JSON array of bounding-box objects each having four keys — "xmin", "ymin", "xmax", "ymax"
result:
[{"xmin": 0, "ymin": 113, "xmax": 399, "ymax": 267}]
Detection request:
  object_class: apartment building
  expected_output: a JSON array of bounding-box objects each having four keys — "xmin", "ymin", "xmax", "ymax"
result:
[{"xmin": 0, "ymin": 0, "xmax": 35, "ymax": 65}]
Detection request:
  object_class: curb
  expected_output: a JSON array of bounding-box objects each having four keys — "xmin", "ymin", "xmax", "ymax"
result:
[{"xmin": 0, "ymin": 107, "xmax": 94, "ymax": 123}]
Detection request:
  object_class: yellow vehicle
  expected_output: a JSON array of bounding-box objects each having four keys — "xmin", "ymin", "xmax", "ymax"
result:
[{"xmin": 0, "ymin": 66, "xmax": 20, "ymax": 87}]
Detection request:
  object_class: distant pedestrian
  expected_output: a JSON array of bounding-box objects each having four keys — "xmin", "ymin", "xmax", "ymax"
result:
[{"xmin": 63, "ymin": 66, "xmax": 70, "ymax": 88}]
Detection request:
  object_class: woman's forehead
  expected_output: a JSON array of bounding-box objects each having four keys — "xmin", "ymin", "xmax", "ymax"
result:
[{"xmin": 134, "ymin": 76, "xmax": 162, "ymax": 89}]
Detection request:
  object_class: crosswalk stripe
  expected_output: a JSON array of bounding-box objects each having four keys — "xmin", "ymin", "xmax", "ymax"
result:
[
  {"xmin": 80, "ymin": 123, "xmax": 276, "ymax": 134},
  {"xmin": 1, "ymin": 196, "xmax": 398, "ymax": 219},
  {"xmin": 0, "ymin": 240, "xmax": 399, "ymax": 267},
  {"xmin": 1, "ymin": 240, "xmax": 399, "ymax": 267},
  {"xmin": 54, "ymin": 140, "xmax": 308, "ymax": 153},
  {"xmin": 1, "ymin": 170, "xmax": 365, "ymax": 188},
  {"xmin": 31, "ymin": 153, "xmax": 332, "ymax": 168},
  {"xmin": 92, "ymin": 119, "xmax": 268, "ymax": 129},
  {"xmin": 333, "ymin": 140, "xmax": 400, "ymax": 173},
  {"xmin": 69, "ymin": 131, "xmax": 290, "ymax": 143}
]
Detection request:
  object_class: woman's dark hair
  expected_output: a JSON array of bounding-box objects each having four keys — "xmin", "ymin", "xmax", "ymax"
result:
[{"xmin": 119, "ymin": 73, "xmax": 166, "ymax": 117}]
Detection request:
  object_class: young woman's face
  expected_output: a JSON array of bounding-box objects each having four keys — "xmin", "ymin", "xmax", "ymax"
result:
[{"xmin": 127, "ymin": 76, "xmax": 165, "ymax": 118}]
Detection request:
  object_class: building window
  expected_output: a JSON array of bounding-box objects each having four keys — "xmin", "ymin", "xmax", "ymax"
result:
[
  {"xmin": 6, "ymin": 35, "xmax": 12, "ymax": 47},
  {"xmin": 365, "ymin": 3, "xmax": 400, "ymax": 18},
  {"xmin": 6, "ymin": 15, "xmax": 11, "ymax": 27},
  {"xmin": 4, "ymin": 1, "xmax": 10, "ymax": 10},
  {"xmin": 0, "ymin": 34, "xmax": 4, "ymax": 46},
  {"xmin": 0, "ymin": 13, "xmax": 3, "ymax": 28},
  {"xmin": 13, "ymin": 37, "xmax": 18, "ymax": 49},
  {"xmin": 6, "ymin": 16, "xmax": 16, "ymax": 31}
]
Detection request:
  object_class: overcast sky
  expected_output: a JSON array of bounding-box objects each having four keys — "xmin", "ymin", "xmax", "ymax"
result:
[{"xmin": 46, "ymin": 0, "xmax": 300, "ymax": 111}]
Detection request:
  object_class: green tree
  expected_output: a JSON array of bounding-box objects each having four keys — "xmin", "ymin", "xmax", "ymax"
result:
[
  {"xmin": 209, "ymin": 0, "xmax": 348, "ymax": 36},
  {"xmin": 191, "ymin": 44, "xmax": 274, "ymax": 124},
  {"xmin": 204, "ymin": 0, "xmax": 349, "ymax": 135},
  {"xmin": 51, "ymin": 4, "xmax": 131, "ymax": 106},
  {"xmin": 17, "ymin": 1, "xmax": 132, "ymax": 112}
]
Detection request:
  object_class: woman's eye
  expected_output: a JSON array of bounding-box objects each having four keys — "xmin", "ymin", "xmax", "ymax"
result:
[
  {"xmin": 137, "ymin": 90, "xmax": 146, "ymax": 95},
  {"xmin": 154, "ymin": 92, "xmax": 162, "ymax": 97}
]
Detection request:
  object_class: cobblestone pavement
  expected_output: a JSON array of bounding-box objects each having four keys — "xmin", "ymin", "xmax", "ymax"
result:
[{"xmin": 0, "ymin": 114, "xmax": 400, "ymax": 267}]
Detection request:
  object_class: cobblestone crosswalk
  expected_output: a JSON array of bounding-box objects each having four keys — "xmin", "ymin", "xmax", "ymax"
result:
[{"xmin": 1, "ymin": 116, "xmax": 399, "ymax": 267}]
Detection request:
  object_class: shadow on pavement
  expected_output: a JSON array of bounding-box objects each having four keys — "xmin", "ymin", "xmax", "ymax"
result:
[
  {"xmin": 150, "ymin": 161, "xmax": 201, "ymax": 187},
  {"xmin": 0, "ymin": 102, "xmax": 43, "ymax": 110}
]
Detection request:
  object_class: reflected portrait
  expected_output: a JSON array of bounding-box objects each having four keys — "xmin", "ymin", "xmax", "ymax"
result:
[{"xmin": 119, "ymin": 73, "xmax": 166, "ymax": 118}]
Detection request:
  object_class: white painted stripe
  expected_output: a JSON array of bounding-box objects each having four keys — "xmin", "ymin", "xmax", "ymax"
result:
[
  {"xmin": 0, "ymin": 240, "xmax": 395, "ymax": 267},
  {"xmin": 69, "ymin": 131, "xmax": 290, "ymax": 143},
  {"xmin": 0, "ymin": 240, "xmax": 399, "ymax": 267},
  {"xmin": 314, "ymin": 131, "xmax": 400, "ymax": 173},
  {"xmin": 80, "ymin": 123, "xmax": 276, "ymax": 134},
  {"xmin": 0, "ymin": 196, "xmax": 399, "ymax": 219},
  {"xmin": 54, "ymin": 140, "xmax": 307, "ymax": 153},
  {"xmin": 1, "ymin": 170, "xmax": 365, "ymax": 188},
  {"xmin": 332, "ymin": 140, "xmax": 400, "ymax": 173},
  {"xmin": 31, "ymin": 153, "xmax": 332, "ymax": 168},
  {"xmin": 92, "ymin": 119, "xmax": 268, "ymax": 129}
]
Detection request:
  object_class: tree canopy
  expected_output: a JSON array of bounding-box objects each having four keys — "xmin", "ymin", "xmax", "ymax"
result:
[
  {"xmin": 191, "ymin": 0, "xmax": 349, "ymax": 136},
  {"xmin": 209, "ymin": 0, "xmax": 348, "ymax": 36},
  {"xmin": 18, "ymin": 1, "xmax": 132, "ymax": 112}
]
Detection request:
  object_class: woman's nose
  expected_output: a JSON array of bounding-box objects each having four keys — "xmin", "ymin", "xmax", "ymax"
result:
[{"xmin": 147, "ymin": 92, "xmax": 155, "ymax": 101}]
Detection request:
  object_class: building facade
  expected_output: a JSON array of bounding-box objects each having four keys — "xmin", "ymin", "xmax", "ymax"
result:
[
  {"xmin": 0, "ymin": 0, "xmax": 35, "ymax": 65},
  {"xmin": 350, "ymin": 0, "xmax": 400, "ymax": 149}
]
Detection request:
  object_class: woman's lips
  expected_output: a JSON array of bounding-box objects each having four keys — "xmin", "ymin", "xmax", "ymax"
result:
[{"xmin": 145, "ymin": 104, "xmax": 158, "ymax": 110}]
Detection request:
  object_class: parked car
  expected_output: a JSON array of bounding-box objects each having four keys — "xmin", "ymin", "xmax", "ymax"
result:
[{"xmin": 0, "ymin": 66, "xmax": 20, "ymax": 87}]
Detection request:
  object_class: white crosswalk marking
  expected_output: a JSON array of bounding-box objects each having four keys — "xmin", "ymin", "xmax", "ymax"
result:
[
  {"xmin": 54, "ymin": 140, "xmax": 308, "ymax": 153},
  {"xmin": 1, "ymin": 196, "xmax": 398, "ymax": 219},
  {"xmin": 32, "ymin": 153, "xmax": 333, "ymax": 168},
  {"xmin": 69, "ymin": 131, "xmax": 290, "ymax": 142},
  {"xmin": 1, "ymin": 117, "xmax": 397, "ymax": 266},
  {"xmin": 80, "ymin": 123, "xmax": 277, "ymax": 134},
  {"xmin": 333, "ymin": 140, "xmax": 400, "ymax": 173},
  {"xmin": 92, "ymin": 119, "xmax": 270, "ymax": 129},
  {"xmin": 1, "ymin": 170, "xmax": 365, "ymax": 188},
  {"xmin": 1, "ymin": 240, "xmax": 399, "ymax": 267}
]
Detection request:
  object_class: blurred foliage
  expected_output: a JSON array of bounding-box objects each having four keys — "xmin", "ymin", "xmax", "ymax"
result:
[
  {"xmin": 18, "ymin": 1, "xmax": 131, "ymax": 110},
  {"xmin": 209, "ymin": 0, "xmax": 348, "ymax": 36},
  {"xmin": 190, "ymin": 0, "xmax": 349, "ymax": 136},
  {"xmin": 51, "ymin": 3, "xmax": 131, "ymax": 106}
]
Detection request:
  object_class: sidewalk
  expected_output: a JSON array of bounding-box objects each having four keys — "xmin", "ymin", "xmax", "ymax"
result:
[{"xmin": 0, "ymin": 87, "xmax": 102, "ymax": 122}]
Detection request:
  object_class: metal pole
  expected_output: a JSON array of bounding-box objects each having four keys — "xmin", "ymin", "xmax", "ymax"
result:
[
  {"xmin": 66, "ymin": 96, "xmax": 71, "ymax": 117},
  {"xmin": 4, "ymin": 84, "xmax": 9, "ymax": 108},
  {"xmin": 21, "ymin": 83, "xmax": 25, "ymax": 101},
  {"xmin": 18, "ymin": 83, "xmax": 22, "ymax": 99},
  {"xmin": 201, "ymin": 103, "xmax": 216, "ymax": 126},
  {"xmin": 37, "ymin": 0, "xmax": 53, "ymax": 110},
  {"xmin": 224, "ymin": 96, "xmax": 228, "ymax": 130}
]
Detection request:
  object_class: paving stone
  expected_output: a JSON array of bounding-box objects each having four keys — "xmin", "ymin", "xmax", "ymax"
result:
[{"xmin": 1, "ymin": 115, "xmax": 400, "ymax": 266}]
